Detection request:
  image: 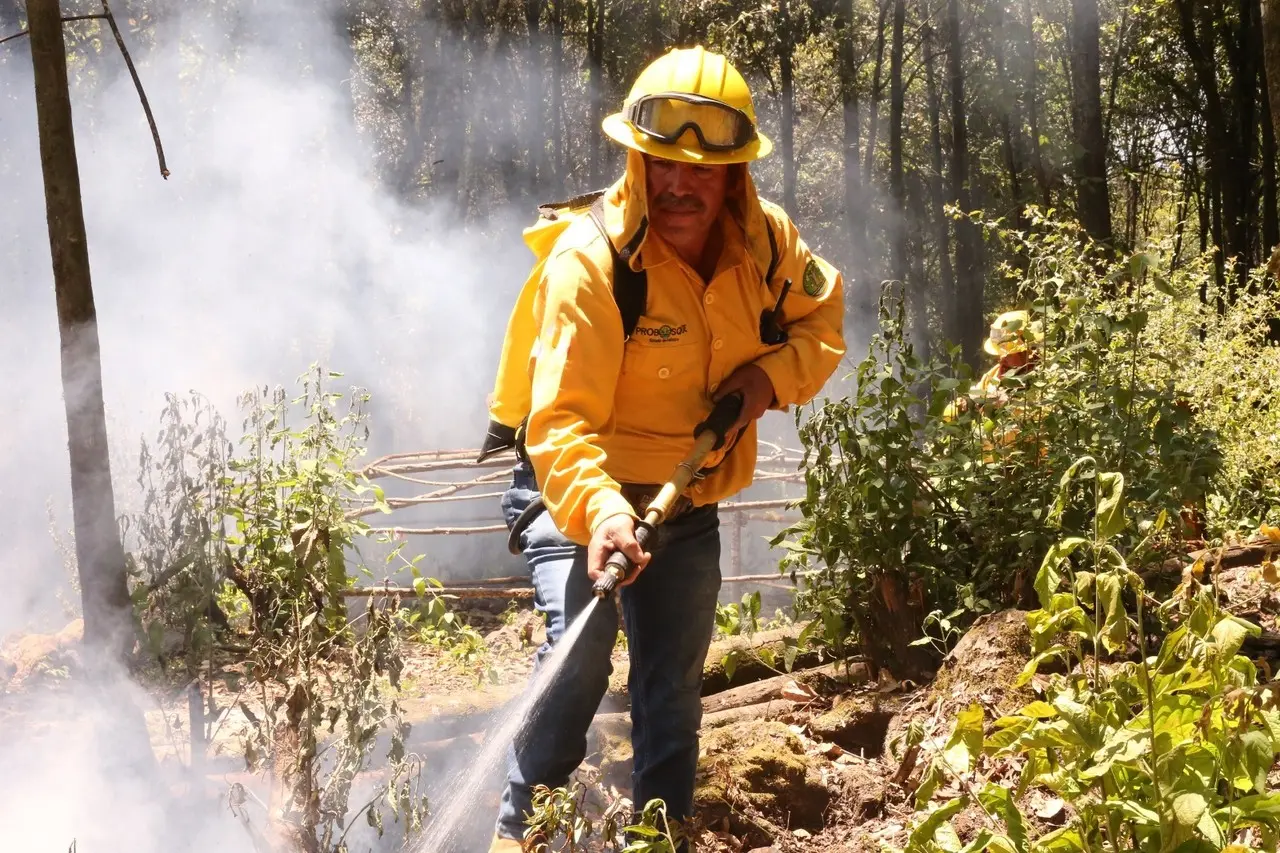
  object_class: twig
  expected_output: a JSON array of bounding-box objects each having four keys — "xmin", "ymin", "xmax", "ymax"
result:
[
  {"xmin": 0, "ymin": 29, "xmax": 28, "ymax": 45},
  {"xmin": 62, "ymin": 14, "xmax": 107, "ymax": 23},
  {"xmin": 101, "ymin": 1, "xmax": 168, "ymax": 178}
]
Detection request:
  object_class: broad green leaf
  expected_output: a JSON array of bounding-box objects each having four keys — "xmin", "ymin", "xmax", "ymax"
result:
[
  {"xmin": 1152, "ymin": 694, "xmax": 1201, "ymax": 742},
  {"xmin": 1227, "ymin": 730, "xmax": 1275, "ymax": 792},
  {"xmin": 1029, "ymin": 826, "xmax": 1084, "ymax": 853},
  {"xmin": 1096, "ymin": 471, "xmax": 1126, "ymax": 540},
  {"xmin": 906, "ymin": 798, "xmax": 968, "ymax": 853},
  {"xmin": 1211, "ymin": 614, "xmax": 1260, "ymax": 659},
  {"xmin": 1082, "ymin": 726, "xmax": 1148, "ymax": 778},
  {"xmin": 1014, "ymin": 702, "xmax": 1059, "ymax": 720},
  {"xmin": 978, "ymin": 784, "xmax": 1028, "ymax": 853},
  {"xmin": 915, "ymin": 761, "xmax": 946, "ymax": 809},
  {"xmin": 1036, "ymin": 537, "xmax": 1088, "ymax": 608},
  {"xmin": 1216, "ymin": 792, "xmax": 1280, "ymax": 827},
  {"xmin": 1096, "ymin": 573, "xmax": 1127, "ymax": 653},
  {"xmin": 1195, "ymin": 801, "xmax": 1227, "ymax": 848},
  {"xmin": 941, "ymin": 704, "xmax": 985, "ymax": 776},
  {"xmin": 957, "ymin": 830, "xmax": 994, "ymax": 853},
  {"xmin": 1050, "ymin": 457, "xmax": 1095, "ymax": 528},
  {"xmin": 1168, "ymin": 842, "xmax": 1218, "ymax": 853},
  {"xmin": 986, "ymin": 717, "xmax": 1035, "ymax": 753},
  {"xmin": 1172, "ymin": 792, "xmax": 1207, "ymax": 828},
  {"xmin": 1113, "ymin": 799, "xmax": 1160, "ymax": 825},
  {"xmin": 1015, "ymin": 719, "xmax": 1083, "ymax": 750}
]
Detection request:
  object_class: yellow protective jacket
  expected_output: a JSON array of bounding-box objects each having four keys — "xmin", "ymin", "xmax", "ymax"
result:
[{"xmin": 522, "ymin": 151, "xmax": 846, "ymax": 545}]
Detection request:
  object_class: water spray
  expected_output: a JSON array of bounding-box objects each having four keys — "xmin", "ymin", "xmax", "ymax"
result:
[{"xmin": 591, "ymin": 392, "xmax": 744, "ymax": 598}]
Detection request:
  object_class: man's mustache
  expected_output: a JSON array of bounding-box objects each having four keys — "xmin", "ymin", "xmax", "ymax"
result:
[{"xmin": 654, "ymin": 193, "xmax": 704, "ymax": 213}]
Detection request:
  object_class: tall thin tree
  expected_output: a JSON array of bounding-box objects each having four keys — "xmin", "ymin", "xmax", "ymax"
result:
[
  {"xmin": 889, "ymin": 0, "xmax": 908, "ymax": 286},
  {"xmin": 779, "ymin": 0, "xmax": 798, "ymax": 213},
  {"xmin": 947, "ymin": 0, "xmax": 983, "ymax": 364},
  {"xmin": 28, "ymin": 0, "xmax": 133, "ymax": 658},
  {"xmin": 1069, "ymin": 0, "xmax": 1113, "ymax": 246}
]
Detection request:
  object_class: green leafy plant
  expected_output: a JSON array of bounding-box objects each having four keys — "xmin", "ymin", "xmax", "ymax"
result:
[
  {"xmin": 526, "ymin": 781, "xmax": 685, "ymax": 852},
  {"xmin": 897, "ymin": 458, "xmax": 1280, "ymax": 853},
  {"xmin": 777, "ymin": 215, "xmax": 1222, "ymax": 682},
  {"xmin": 124, "ymin": 367, "xmax": 433, "ymax": 851},
  {"xmin": 715, "ymin": 590, "xmax": 763, "ymax": 638}
]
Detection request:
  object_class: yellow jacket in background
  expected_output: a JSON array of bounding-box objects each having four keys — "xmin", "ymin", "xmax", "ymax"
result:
[{"xmin": 522, "ymin": 150, "xmax": 846, "ymax": 544}]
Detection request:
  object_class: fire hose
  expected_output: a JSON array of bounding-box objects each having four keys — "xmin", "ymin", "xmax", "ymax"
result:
[{"xmin": 591, "ymin": 392, "xmax": 744, "ymax": 599}]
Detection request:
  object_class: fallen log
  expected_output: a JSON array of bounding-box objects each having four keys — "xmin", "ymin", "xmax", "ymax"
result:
[
  {"xmin": 699, "ymin": 624, "xmax": 829, "ymax": 695},
  {"xmin": 1149, "ymin": 538, "xmax": 1275, "ymax": 579},
  {"xmin": 593, "ymin": 662, "xmax": 863, "ymax": 736},
  {"xmin": 701, "ymin": 699, "xmax": 791, "ymax": 728},
  {"xmin": 702, "ymin": 662, "xmax": 861, "ymax": 715},
  {"xmin": 609, "ymin": 625, "xmax": 824, "ymax": 699}
]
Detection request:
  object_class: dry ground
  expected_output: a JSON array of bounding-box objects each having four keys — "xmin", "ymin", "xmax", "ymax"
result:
[{"xmin": 5, "ymin": 538, "xmax": 1280, "ymax": 852}]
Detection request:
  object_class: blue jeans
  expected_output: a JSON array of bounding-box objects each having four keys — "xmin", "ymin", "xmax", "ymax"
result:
[{"xmin": 495, "ymin": 461, "xmax": 721, "ymax": 845}]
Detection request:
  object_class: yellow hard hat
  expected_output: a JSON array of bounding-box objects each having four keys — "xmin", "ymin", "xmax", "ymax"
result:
[
  {"xmin": 602, "ymin": 46, "xmax": 773, "ymax": 166},
  {"xmin": 984, "ymin": 310, "xmax": 1044, "ymax": 357}
]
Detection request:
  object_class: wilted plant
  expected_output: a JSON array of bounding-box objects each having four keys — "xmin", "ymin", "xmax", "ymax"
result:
[{"xmin": 896, "ymin": 458, "xmax": 1280, "ymax": 852}]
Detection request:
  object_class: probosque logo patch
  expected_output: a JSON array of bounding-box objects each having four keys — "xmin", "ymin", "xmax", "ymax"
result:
[{"xmin": 634, "ymin": 323, "xmax": 688, "ymax": 343}]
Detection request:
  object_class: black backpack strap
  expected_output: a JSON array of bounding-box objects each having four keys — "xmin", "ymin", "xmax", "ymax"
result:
[
  {"xmin": 588, "ymin": 197, "xmax": 648, "ymax": 339},
  {"xmin": 764, "ymin": 217, "xmax": 781, "ymax": 286}
]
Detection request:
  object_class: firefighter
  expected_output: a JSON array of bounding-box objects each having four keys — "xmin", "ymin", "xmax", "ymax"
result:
[
  {"xmin": 943, "ymin": 309, "xmax": 1043, "ymax": 424},
  {"xmin": 487, "ymin": 46, "xmax": 846, "ymax": 851}
]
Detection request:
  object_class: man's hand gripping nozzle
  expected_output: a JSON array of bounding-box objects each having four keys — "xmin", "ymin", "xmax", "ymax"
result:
[{"xmin": 591, "ymin": 392, "xmax": 745, "ymax": 599}]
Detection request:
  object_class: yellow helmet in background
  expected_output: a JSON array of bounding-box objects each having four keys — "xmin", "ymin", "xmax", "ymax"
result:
[
  {"xmin": 602, "ymin": 46, "xmax": 773, "ymax": 165},
  {"xmin": 984, "ymin": 310, "xmax": 1044, "ymax": 358}
]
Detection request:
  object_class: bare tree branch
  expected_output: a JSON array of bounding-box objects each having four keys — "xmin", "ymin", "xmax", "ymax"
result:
[{"xmin": 101, "ymin": 1, "xmax": 168, "ymax": 178}]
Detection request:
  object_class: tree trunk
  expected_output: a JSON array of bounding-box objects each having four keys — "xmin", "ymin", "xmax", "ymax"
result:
[
  {"xmin": 836, "ymin": 0, "xmax": 867, "ymax": 279},
  {"xmin": 587, "ymin": 0, "xmax": 605, "ymax": 188},
  {"xmin": 28, "ymin": 0, "xmax": 133, "ymax": 661},
  {"xmin": 779, "ymin": 0, "xmax": 798, "ymax": 213},
  {"xmin": 648, "ymin": 0, "xmax": 662, "ymax": 57},
  {"xmin": 908, "ymin": 171, "xmax": 932, "ymax": 361},
  {"xmin": 524, "ymin": 0, "xmax": 547, "ymax": 194},
  {"xmin": 1265, "ymin": 78, "xmax": 1279, "ymax": 252},
  {"xmin": 924, "ymin": 21, "xmax": 955, "ymax": 320},
  {"xmin": 864, "ymin": 0, "xmax": 890, "ymax": 184},
  {"xmin": 1068, "ymin": 0, "xmax": 1113, "ymax": 246},
  {"xmin": 947, "ymin": 0, "xmax": 982, "ymax": 365},
  {"xmin": 1261, "ymin": 0, "xmax": 1279, "ymax": 254},
  {"xmin": 1175, "ymin": 0, "xmax": 1245, "ymax": 301},
  {"xmin": 857, "ymin": 573, "xmax": 936, "ymax": 684},
  {"xmin": 1231, "ymin": 0, "xmax": 1260, "ymax": 291},
  {"xmin": 889, "ymin": 0, "xmax": 907, "ymax": 285},
  {"xmin": 992, "ymin": 1, "xmax": 1026, "ymax": 234},
  {"xmin": 551, "ymin": 0, "xmax": 565, "ymax": 188},
  {"xmin": 1023, "ymin": 0, "xmax": 1051, "ymax": 208},
  {"xmin": 1264, "ymin": 0, "xmax": 1280, "ymax": 149}
]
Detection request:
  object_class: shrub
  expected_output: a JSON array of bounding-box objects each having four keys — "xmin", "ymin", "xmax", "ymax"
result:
[{"xmin": 775, "ymin": 212, "xmax": 1225, "ymax": 679}]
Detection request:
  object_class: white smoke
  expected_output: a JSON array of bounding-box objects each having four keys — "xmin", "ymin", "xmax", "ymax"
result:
[{"xmin": 0, "ymin": 3, "xmax": 855, "ymax": 848}]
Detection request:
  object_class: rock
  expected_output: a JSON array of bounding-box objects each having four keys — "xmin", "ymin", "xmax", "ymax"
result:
[{"xmin": 695, "ymin": 720, "xmax": 832, "ymax": 836}]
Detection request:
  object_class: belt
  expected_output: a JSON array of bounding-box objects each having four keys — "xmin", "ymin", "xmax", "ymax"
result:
[
  {"xmin": 618, "ymin": 483, "xmax": 694, "ymax": 522},
  {"xmin": 506, "ymin": 483, "xmax": 695, "ymax": 555}
]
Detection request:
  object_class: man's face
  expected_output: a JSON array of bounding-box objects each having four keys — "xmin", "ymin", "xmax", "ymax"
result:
[
  {"xmin": 1001, "ymin": 349, "xmax": 1032, "ymax": 370},
  {"xmin": 644, "ymin": 155, "xmax": 731, "ymax": 248}
]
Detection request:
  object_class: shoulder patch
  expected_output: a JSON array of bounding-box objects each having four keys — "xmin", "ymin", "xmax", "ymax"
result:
[{"xmin": 802, "ymin": 258, "xmax": 825, "ymax": 297}]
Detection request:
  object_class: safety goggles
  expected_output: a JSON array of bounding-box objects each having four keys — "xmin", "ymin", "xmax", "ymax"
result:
[{"xmin": 623, "ymin": 92, "xmax": 758, "ymax": 152}]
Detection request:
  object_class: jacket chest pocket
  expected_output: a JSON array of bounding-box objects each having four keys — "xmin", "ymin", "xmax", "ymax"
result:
[{"xmin": 620, "ymin": 339, "xmax": 703, "ymax": 385}]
